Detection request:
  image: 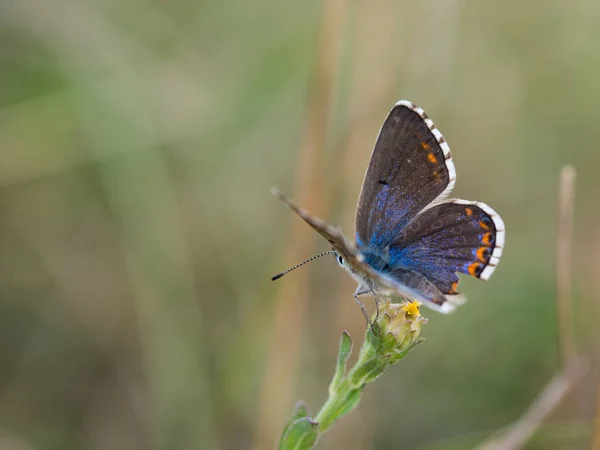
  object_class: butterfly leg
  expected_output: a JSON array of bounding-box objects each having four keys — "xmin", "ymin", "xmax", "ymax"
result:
[
  {"xmin": 353, "ymin": 285, "xmax": 371, "ymax": 327},
  {"xmin": 368, "ymin": 290, "xmax": 384, "ymax": 335},
  {"xmin": 372, "ymin": 292, "xmax": 380, "ymax": 323}
]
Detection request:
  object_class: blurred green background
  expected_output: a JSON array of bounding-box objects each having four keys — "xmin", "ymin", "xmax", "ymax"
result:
[{"xmin": 1, "ymin": 0, "xmax": 600, "ymax": 449}]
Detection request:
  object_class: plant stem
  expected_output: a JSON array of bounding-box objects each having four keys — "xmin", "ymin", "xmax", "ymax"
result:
[{"xmin": 314, "ymin": 379, "xmax": 363, "ymax": 433}]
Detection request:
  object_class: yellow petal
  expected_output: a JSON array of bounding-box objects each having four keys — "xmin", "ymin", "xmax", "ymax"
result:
[{"xmin": 402, "ymin": 301, "xmax": 421, "ymax": 317}]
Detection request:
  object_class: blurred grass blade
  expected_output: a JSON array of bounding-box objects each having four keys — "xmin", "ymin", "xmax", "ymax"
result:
[{"xmin": 556, "ymin": 165, "xmax": 576, "ymax": 367}]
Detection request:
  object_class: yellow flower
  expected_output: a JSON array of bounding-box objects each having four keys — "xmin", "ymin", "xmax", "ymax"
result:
[
  {"xmin": 363, "ymin": 300, "xmax": 426, "ymax": 367},
  {"xmin": 402, "ymin": 301, "xmax": 421, "ymax": 317}
]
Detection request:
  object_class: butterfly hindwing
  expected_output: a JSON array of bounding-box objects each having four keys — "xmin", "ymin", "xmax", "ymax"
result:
[
  {"xmin": 355, "ymin": 101, "xmax": 456, "ymax": 249},
  {"xmin": 387, "ymin": 200, "xmax": 505, "ymax": 298},
  {"xmin": 378, "ymin": 267, "xmax": 454, "ymax": 313}
]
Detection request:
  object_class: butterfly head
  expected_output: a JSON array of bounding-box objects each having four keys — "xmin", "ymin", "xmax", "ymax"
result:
[
  {"xmin": 333, "ymin": 248, "xmax": 384, "ymax": 292},
  {"xmin": 334, "ymin": 251, "xmax": 345, "ymax": 267}
]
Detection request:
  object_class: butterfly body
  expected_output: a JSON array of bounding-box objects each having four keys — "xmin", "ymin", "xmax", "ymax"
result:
[
  {"xmin": 273, "ymin": 100, "xmax": 505, "ymax": 313},
  {"xmin": 335, "ymin": 248, "xmax": 393, "ymax": 296}
]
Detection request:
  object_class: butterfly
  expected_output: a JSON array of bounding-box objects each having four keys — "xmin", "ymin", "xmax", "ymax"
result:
[{"xmin": 271, "ymin": 100, "xmax": 505, "ymax": 314}]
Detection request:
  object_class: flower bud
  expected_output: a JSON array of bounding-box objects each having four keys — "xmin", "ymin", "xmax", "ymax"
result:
[
  {"xmin": 349, "ymin": 300, "xmax": 426, "ymax": 386},
  {"xmin": 377, "ymin": 300, "xmax": 427, "ymax": 364}
]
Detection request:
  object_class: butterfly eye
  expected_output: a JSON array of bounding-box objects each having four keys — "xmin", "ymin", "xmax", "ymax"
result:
[{"xmin": 336, "ymin": 254, "xmax": 344, "ymax": 266}]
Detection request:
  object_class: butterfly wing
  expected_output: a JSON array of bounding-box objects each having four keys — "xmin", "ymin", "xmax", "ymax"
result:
[
  {"xmin": 271, "ymin": 188, "xmax": 362, "ymax": 268},
  {"xmin": 355, "ymin": 101, "xmax": 456, "ymax": 249},
  {"xmin": 385, "ymin": 199, "xmax": 505, "ymax": 310},
  {"xmin": 377, "ymin": 267, "xmax": 455, "ymax": 313}
]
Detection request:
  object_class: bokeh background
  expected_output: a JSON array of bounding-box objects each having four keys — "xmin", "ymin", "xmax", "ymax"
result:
[{"xmin": 1, "ymin": 0, "xmax": 600, "ymax": 449}]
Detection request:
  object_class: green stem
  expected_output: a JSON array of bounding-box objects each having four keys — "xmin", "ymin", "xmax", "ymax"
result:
[
  {"xmin": 314, "ymin": 379, "xmax": 363, "ymax": 433},
  {"xmin": 313, "ymin": 342, "xmax": 380, "ymax": 434}
]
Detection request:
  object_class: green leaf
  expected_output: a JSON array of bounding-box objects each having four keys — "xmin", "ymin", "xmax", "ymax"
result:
[
  {"xmin": 278, "ymin": 417, "xmax": 319, "ymax": 450},
  {"xmin": 388, "ymin": 338, "xmax": 424, "ymax": 365},
  {"xmin": 365, "ymin": 322, "xmax": 382, "ymax": 348},
  {"xmin": 280, "ymin": 401, "xmax": 310, "ymax": 441},
  {"xmin": 348, "ymin": 355, "xmax": 389, "ymax": 386},
  {"xmin": 330, "ymin": 331, "xmax": 352, "ymax": 393},
  {"xmin": 290, "ymin": 401, "xmax": 310, "ymax": 420}
]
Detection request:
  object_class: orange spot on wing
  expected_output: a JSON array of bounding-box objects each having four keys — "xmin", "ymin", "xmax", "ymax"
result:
[
  {"xmin": 476, "ymin": 247, "xmax": 489, "ymax": 262},
  {"xmin": 468, "ymin": 262, "xmax": 482, "ymax": 277},
  {"xmin": 465, "ymin": 207, "xmax": 473, "ymax": 216},
  {"xmin": 427, "ymin": 153, "xmax": 438, "ymax": 164},
  {"xmin": 482, "ymin": 232, "xmax": 493, "ymax": 245},
  {"xmin": 449, "ymin": 281, "xmax": 459, "ymax": 294},
  {"xmin": 479, "ymin": 220, "xmax": 491, "ymax": 230},
  {"xmin": 421, "ymin": 141, "xmax": 430, "ymax": 150}
]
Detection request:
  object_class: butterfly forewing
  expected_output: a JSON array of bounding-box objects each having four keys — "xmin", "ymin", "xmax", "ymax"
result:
[
  {"xmin": 272, "ymin": 189, "xmax": 360, "ymax": 266},
  {"xmin": 355, "ymin": 101, "xmax": 456, "ymax": 250}
]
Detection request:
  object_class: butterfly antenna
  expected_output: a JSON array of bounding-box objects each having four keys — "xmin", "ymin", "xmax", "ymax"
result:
[{"xmin": 270, "ymin": 250, "xmax": 335, "ymax": 281}]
